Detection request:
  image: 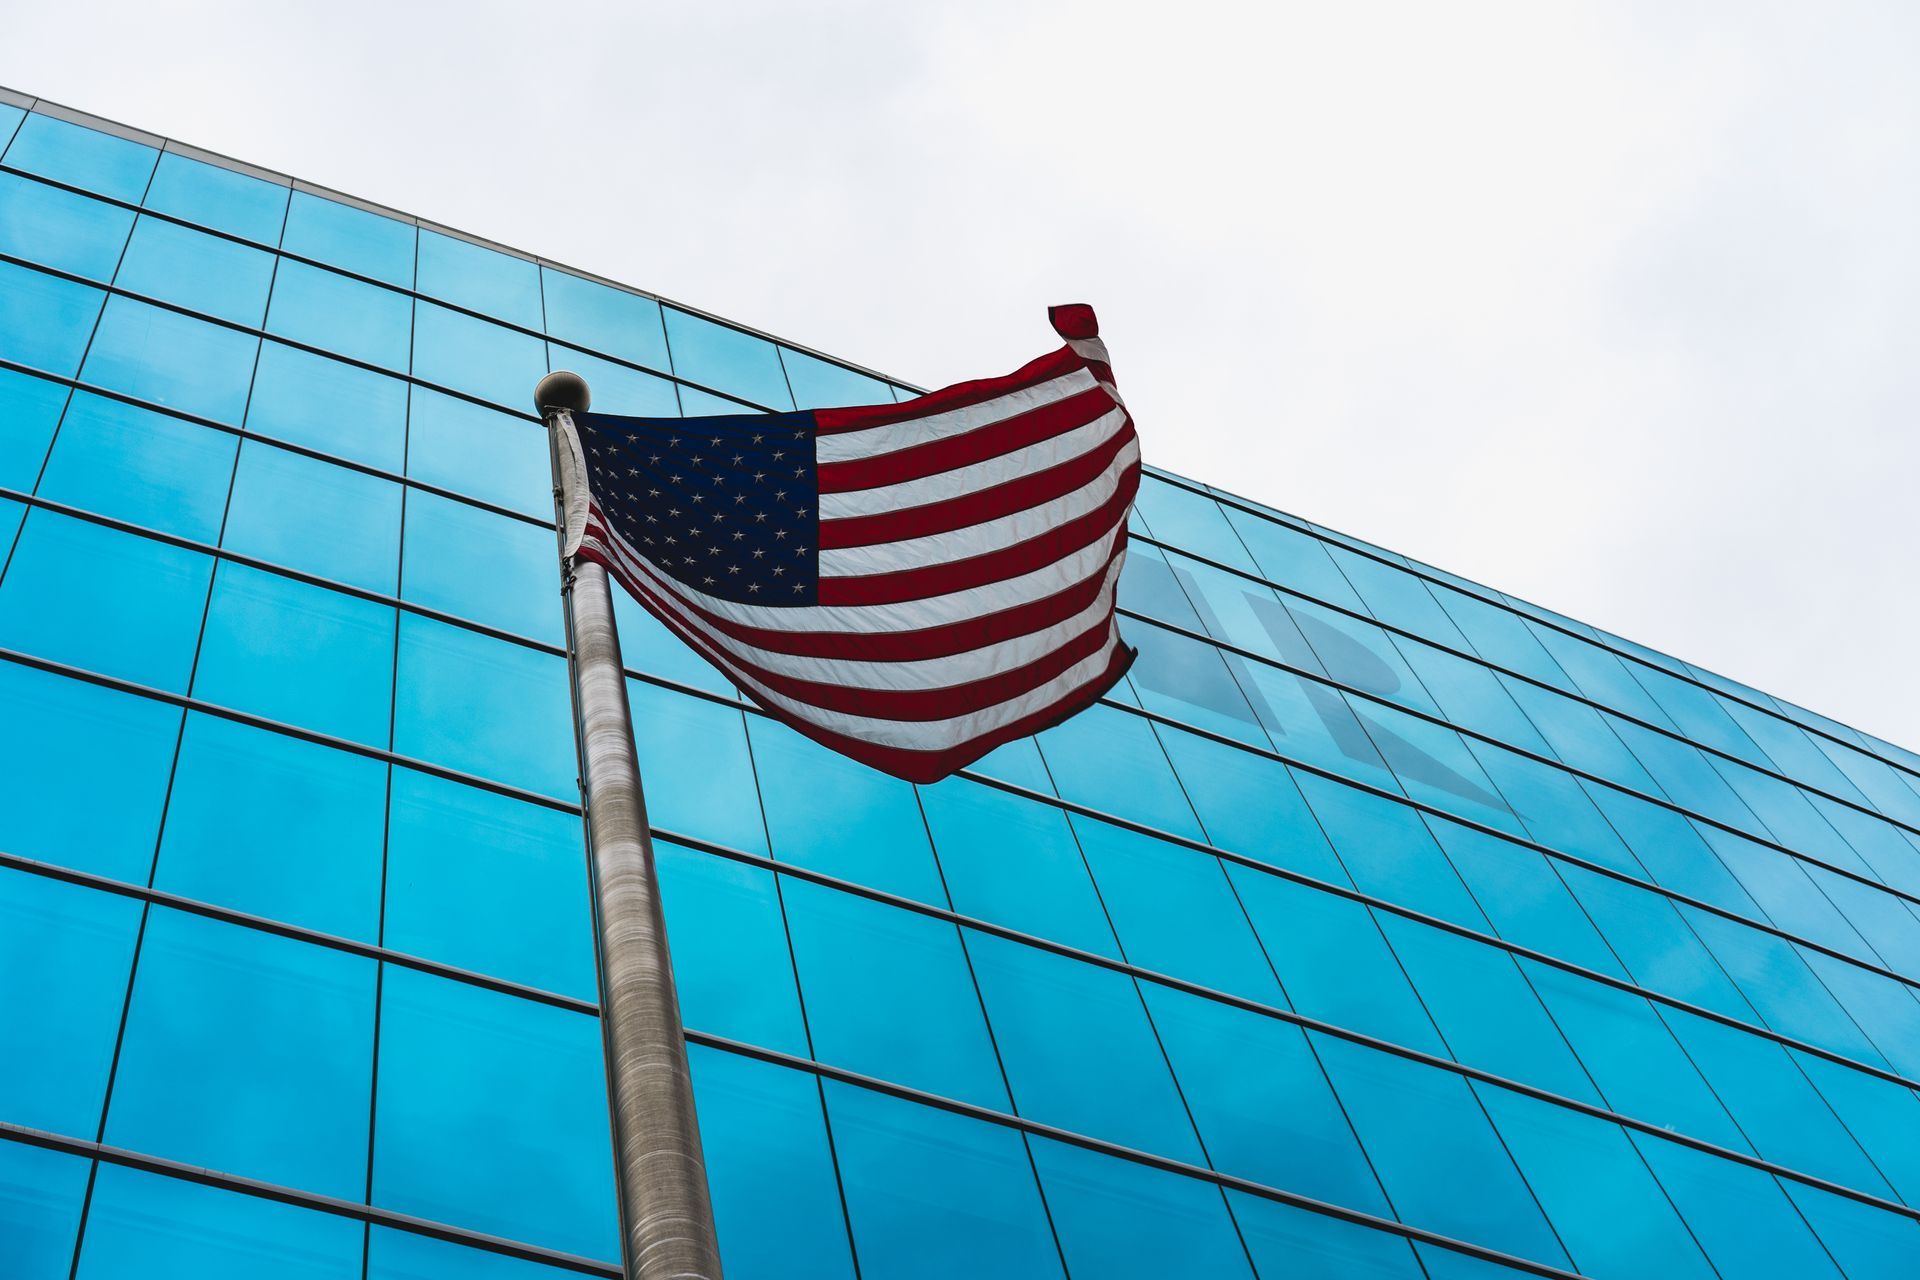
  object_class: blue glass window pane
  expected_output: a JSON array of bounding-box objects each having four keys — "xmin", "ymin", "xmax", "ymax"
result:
[
  {"xmin": 1788, "ymin": 1182, "xmax": 1920, "ymax": 1280},
  {"xmin": 1228, "ymin": 1191, "xmax": 1424, "ymax": 1279},
  {"xmin": 1397, "ymin": 636, "xmax": 1550, "ymax": 757},
  {"xmin": 1430, "ymin": 585, "xmax": 1574, "ymax": 689},
  {"xmin": 1793, "ymin": 1050, "xmax": 1920, "ymax": 1205},
  {"xmin": 0, "ymin": 661, "xmax": 179, "ymax": 881},
  {"xmin": 0, "ymin": 172, "xmax": 134, "ymax": 279},
  {"xmin": 1478, "ymin": 1088, "xmax": 1714, "ymax": 1280},
  {"xmin": 663, "ymin": 309, "xmax": 794, "ymax": 409},
  {"xmin": 281, "ymin": 190, "xmax": 416, "ymax": 287},
  {"xmin": 1037, "ymin": 703, "xmax": 1203, "ymax": 841},
  {"xmin": 1634, "ymin": 1137, "xmax": 1845, "ymax": 1280},
  {"xmin": 1681, "ymin": 906, "xmax": 1883, "ymax": 1066},
  {"xmin": 1328, "ymin": 547, "xmax": 1471, "ymax": 649},
  {"xmin": 0, "ymin": 368, "xmax": 69, "ymax": 488},
  {"xmin": 0, "ymin": 868, "xmax": 140, "ymax": 1135},
  {"xmin": 265, "ymin": 259, "xmax": 413, "ymax": 370},
  {"xmin": 782, "ymin": 877, "xmax": 1007, "ymax": 1106},
  {"xmin": 114, "ymin": 216, "xmax": 274, "ymax": 327},
  {"xmin": 1157, "ymin": 727, "xmax": 1349, "ymax": 883},
  {"xmin": 195, "ymin": 564, "xmax": 394, "ymax": 744},
  {"xmin": 1427, "ymin": 819, "xmax": 1623, "ymax": 979},
  {"xmin": 386, "ymin": 768, "xmax": 591, "ymax": 999},
  {"xmin": 0, "ymin": 511, "xmax": 211, "ymax": 690},
  {"xmin": 1074, "ymin": 816, "xmax": 1280, "ymax": 1003},
  {"xmin": 1583, "ymin": 785, "xmax": 1758, "ymax": 915},
  {"xmin": 1294, "ymin": 771, "xmax": 1488, "ymax": 929},
  {"xmin": 824, "ymin": 1081, "xmax": 1063, "ymax": 1280},
  {"xmin": 1557, "ymin": 865, "xmax": 1757, "ymax": 1021},
  {"xmin": 143, "ymin": 153, "xmax": 288, "ymax": 243},
  {"xmin": 246, "ymin": 341, "xmax": 408, "ymax": 472},
  {"xmin": 1360, "ymin": 698, "xmax": 1520, "ymax": 838},
  {"xmin": 1519, "ymin": 959, "xmax": 1748, "ymax": 1151},
  {"xmin": 0, "ymin": 102, "xmax": 21, "ymax": 148},
  {"xmin": 3, "ymin": 114, "xmax": 157, "ymax": 202},
  {"xmin": 1029, "ymin": 1136, "xmax": 1254, "ymax": 1280},
  {"xmin": 156, "ymin": 713, "xmax": 386, "ymax": 940},
  {"xmin": 81, "ymin": 297, "xmax": 259, "ymax": 423},
  {"xmin": 609, "ymin": 579, "xmax": 736, "ymax": 696},
  {"xmin": 401, "ymin": 491, "xmax": 559, "ymax": 643},
  {"xmin": 1133, "ymin": 476, "xmax": 1260, "ymax": 574},
  {"xmin": 1143, "ymin": 983, "xmax": 1389, "ymax": 1214},
  {"xmin": 920, "ymin": 776, "xmax": 1119, "ymax": 958},
  {"xmin": 966, "ymin": 930, "xmax": 1203, "ymax": 1161},
  {"xmin": 222, "ymin": 441, "xmax": 400, "ymax": 593},
  {"xmin": 36, "ymin": 392, "xmax": 237, "ymax": 542},
  {"xmin": 656, "ymin": 841, "xmax": 807, "ymax": 1052},
  {"xmin": 1469, "ymin": 743, "xmax": 1643, "ymax": 877},
  {"xmin": 0, "ymin": 261, "xmax": 105, "ymax": 376},
  {"xmin": 676, "ymin": 383, "xmax": 751, "ymax": 414},
  {"xmin": 966, "ymin": 732, "xmax": 1057, "ymax": 793},
  {"xmin": 393, "ymin": 616, "xmax": 572, "ymax": 798},
  {"xmin": 413, "ymin": 303, "xmax": 547, "ymax": 408},
  {"xmin": 540, "ymin": 268, "xmax": 670, "ymax": 370},
  {"xmin": 688, "ymin": 1047, "xmax": 857, "ymax": 1280},
  {"xmin": 1312, "ymin": 1035, "xmax": 1570, "ymax": 1268},
  {"xmin": 0, "ymin": 1139, "xmax": 87, "ymax": 1280},
  {"xmin": 1219, "ymin": 506, "xmax": 1367, "ymax": 612},
  {"xmin": 1287, "ymin": 597, "xmax": 1440, "ymax": 718},
  {"xmin": 417, "ymin": 230, "xmax": 542, "ymax": 329},
  {"xmin": 747, "ymin": 716, "xmax": 943, "ymax": 903},
  {"xmin": 106, "ymin": 908, "xmax": 375, "ymax": 1196},
  {"xmin": 1227, "ymin": 864, "xmax": 1446, "ymax": 1055},
  {"xmin": 1380, "ymin": 916, "xmax": 1598, "ymax": 1103},
  {"xmin": 625, "ymin": 683, "xmax": 766, "ymax": 853},
  {"xmin": 545, "ymin": 344, "xmax": 682, "ymax": 416},
  {"xmin": 1665, "ymin": 1008, "xmax": 1890, "ymax": 1197},
  {"xmin": 781, "ymin": 347, "xmax": 893, "ymax": 408},
  {"xmin": 374, "ymin": 966, "xmax": 617, "ymax": 1259},
  {"xmin": 367, "ymin": 1229, "xmax": 584, "ymax": 1280},
  {"xmin": 405, "ymin": 388, "xmax": 549, "ymax": 518},
  {"xmin": 1123, "ymin": 616, "xmax": 1272, "ymax": 749},
  {"xmin": 76, "ymin": 1164, "xmax": 362, "ymax": 1280}
]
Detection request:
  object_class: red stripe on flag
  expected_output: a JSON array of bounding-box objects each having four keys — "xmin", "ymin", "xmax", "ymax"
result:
[
  {"xmin": 817, "ymin": 466, "xmax": 1141, "ymax": 607},
  {"xmin": 816, "ymin": 385, "xmax": 1116, "ymax": 495},
  {"xmin": 818, "ymin": 425, "xmax": 1137, "ymax": 550},
  {"xmin": 813, "ymin": 345, "xmax": 1084, "ymax": 436}
]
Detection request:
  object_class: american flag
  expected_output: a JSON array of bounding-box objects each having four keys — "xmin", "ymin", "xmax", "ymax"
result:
[{"xmin": 555, "ymin": 305, "xmax": 1140, "ymax": 783}]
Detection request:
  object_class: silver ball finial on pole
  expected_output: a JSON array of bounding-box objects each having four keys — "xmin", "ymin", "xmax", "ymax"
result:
[{"xmin": 535, "ymin": 369, "xmax": 592, "ymax": 417}]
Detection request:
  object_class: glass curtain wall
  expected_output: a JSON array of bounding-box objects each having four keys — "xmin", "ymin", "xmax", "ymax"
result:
[{"xmin": 5, "ymin": 87, "xmax": 1920, "ymax": 1280}]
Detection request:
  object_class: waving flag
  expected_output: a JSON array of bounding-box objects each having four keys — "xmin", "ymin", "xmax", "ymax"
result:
[{"xmin": 554, "ymin": 305, "xmax": 1140, "ymax": 783}]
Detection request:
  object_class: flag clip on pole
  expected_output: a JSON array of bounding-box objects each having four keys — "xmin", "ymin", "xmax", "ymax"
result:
[{"xmin": 536, "ymin": 371, "xmax": 724, "ymax": 1280}]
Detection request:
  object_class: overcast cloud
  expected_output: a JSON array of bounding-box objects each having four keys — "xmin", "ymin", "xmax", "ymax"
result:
[{"xmin": 4, "ymin": 1, "xmax": 1914, "ymax": 746}]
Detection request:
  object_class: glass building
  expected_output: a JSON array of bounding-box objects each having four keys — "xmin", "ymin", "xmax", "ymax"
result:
[{"xmin": 5, "ymin": 85, "xmax": 1920, "ymax": 1280}]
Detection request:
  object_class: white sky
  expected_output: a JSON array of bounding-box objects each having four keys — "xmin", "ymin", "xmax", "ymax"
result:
[{"xmin": 5, "ymin": 1, "xmax": 1915, "ymax": 748}]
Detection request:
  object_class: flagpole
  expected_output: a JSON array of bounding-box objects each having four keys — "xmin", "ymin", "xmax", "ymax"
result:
[{"xmin": 536, "ymin": 370, "xmax": 724, "ymax": 1280}]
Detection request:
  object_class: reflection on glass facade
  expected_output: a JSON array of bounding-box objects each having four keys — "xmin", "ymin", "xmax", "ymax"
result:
[{"xmin": 5, "ymin": 86, "xmax": 1920, "ymax": 1280}]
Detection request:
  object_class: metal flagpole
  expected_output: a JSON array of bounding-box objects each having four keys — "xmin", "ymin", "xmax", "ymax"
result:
[{"xmin": 535, "ymin": 370, "xmax": 724, "ymax": 1280}]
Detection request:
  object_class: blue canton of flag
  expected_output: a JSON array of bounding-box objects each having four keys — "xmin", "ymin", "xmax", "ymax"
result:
[{"xmin": 574, "ymin": 409, "xmax": 821, "ymax": 605}]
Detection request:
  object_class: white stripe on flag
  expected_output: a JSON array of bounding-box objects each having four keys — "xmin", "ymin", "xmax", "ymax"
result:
[{"xmin": 814, "ymin": 368, "xmax": 1097, "ymax": 464}]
